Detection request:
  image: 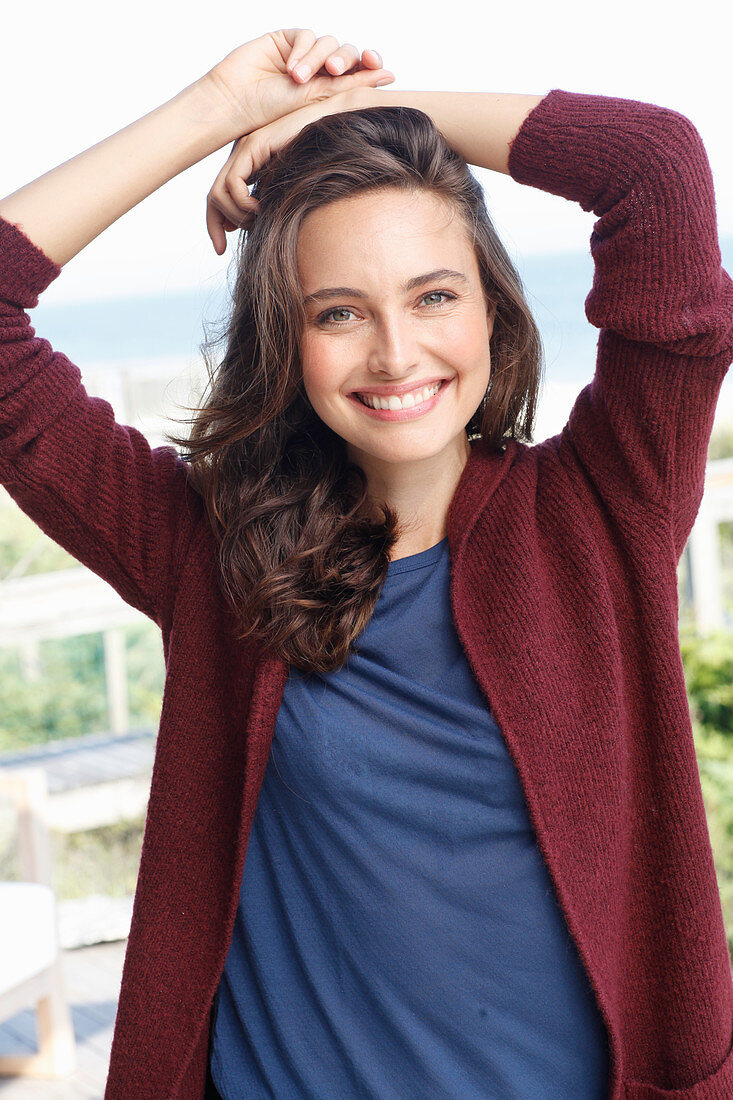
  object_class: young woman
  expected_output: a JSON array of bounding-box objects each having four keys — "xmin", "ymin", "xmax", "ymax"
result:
[{"xmin": 1, "ymin": 26, "xmax": 732, "ymax": 1100}]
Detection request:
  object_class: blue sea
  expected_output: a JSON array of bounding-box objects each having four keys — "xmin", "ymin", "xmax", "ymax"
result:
[{"xmin": 28, "ymin": 239, "xmax": 733, "ymax": 442}]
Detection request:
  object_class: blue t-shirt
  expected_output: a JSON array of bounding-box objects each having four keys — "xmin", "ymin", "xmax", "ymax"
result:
[{"xmin": 210, "ymin": 537, "xmax": 610, "ymax": 1098}]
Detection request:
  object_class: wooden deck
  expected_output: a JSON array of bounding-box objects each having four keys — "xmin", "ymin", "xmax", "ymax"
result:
[{"xmin": 0, "ymin": 938, "xmax": 126, "ymax": 1099}]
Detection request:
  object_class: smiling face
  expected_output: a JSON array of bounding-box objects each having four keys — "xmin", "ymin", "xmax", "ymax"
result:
[{"xmin": 296, "ymin": 186, "xmax": 495, "ymax": 480}]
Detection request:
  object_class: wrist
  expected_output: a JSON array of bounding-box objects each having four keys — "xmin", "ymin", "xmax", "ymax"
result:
[
  {"xmin": 181, "ymin": 74, "xmax": 253, "ymax": 150},
  {"xmin": 343, "ymin": 86, "xmax": 389, "ymax": 112}
]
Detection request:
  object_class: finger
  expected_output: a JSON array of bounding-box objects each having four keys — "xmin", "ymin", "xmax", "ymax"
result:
[
  {"xmin": 211, "ymin": 142, "xmax": 258, "ymax": 211},
  {"xmin": 207, "ymin": 188, "xmax": 255, "ymax": 248},
  {"xmin": 217, "ymin": 104, "xmax": 324, "ymax": 200},
  {"xmin": 206, "ymin": 199, "xmax": 228, "ymax": 256},
  {"xmin": 322, "ymin": 43, "xmax": 360, "ymax": 76},
  {"xmin": 211, "ymin": 187, "xmax": 256, "ymax": 229},
  {"xmin": 360, "ymin": 49, "xmax": 383, "ymax": 69},
  {"xmin": 326, "ymin": 46, "xmax": 384, "ymax": 74},
  {"xmin": 283, "ymin": 27, "xmax": 317, "ymax": 72},
  {"xmin": 353, "ymin": 66, "xmax": 395, "ymax": 88},
  {"xmin": 225, "ymin": 172, "xmax": 258, "ymax": 211},
  {"xmin": 287, "ymin": 33, "xmax": 340, "ymax": 82},
  {"xmin": 307, "ymin": 67, "xmax": 396, "ymax": 97},
  {"xmin": 206, "ymin": 199, "xmax": 245, "ymax": 256},
  {"xmin": 228, "ymin": 126, "xmax": 281, "ymax": 190}
]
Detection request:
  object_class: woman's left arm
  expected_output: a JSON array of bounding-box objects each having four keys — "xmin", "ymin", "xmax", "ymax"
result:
[
  {"xmin": 349, "ymin": 89, "xmax": 546, "ymax": 173},
  {"xmin": 369, "ymin": 88, "xmax": 733, "ymax": 560},
  {"xmin": 504, "ymin": 88, "xmax": 733, "ymax": 560}
]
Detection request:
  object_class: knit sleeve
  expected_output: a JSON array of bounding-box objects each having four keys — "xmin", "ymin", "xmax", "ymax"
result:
[
  {"xmin": 0, "ymin": 216, "xmax": 203, "ymax": 627},
  {"xmin": 507, "ymin": 88, "xmax": 733, "ymax": 561}
]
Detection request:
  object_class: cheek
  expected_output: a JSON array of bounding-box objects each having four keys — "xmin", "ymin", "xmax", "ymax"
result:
[
  {"xmin": 441, "ymin": 319, "xmax": 492, "ymax": 394},
  {"xmin": 300, "ymin": 340, "xmax": 347, "ymax": 406},
  {"xmin": 443, "ymin": 315, "xmax": 491, "ymax": 361}
]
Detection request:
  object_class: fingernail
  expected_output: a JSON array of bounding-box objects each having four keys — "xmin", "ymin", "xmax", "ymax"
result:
[
  {"xmin": 330, "ymin": 57, "xmax": 345, "ymax": 73},
  {"xmin": 375, "ymin": 77, "xmax": 393, "ymax": 87},
  {"xmin": 294, "ymin": 63, "xmax": 310, "ymax": 81}
]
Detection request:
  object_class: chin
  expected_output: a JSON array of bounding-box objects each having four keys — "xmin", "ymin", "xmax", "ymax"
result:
[{"xmin": 352, "ymin": 430, "xmax": 460, "ymax": 464}]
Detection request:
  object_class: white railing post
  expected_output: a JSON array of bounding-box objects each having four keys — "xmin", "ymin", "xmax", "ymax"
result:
[{"xmin": 103, "ymin": 627, "xmax": 129, "ymax": 736}]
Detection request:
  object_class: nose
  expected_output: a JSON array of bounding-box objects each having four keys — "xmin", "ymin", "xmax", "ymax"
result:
[{"xmin": 366, "ymin": 312, "xmax": 420, "ymax": 378}]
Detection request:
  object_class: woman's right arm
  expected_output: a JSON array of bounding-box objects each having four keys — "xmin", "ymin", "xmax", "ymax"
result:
[
  {"xmin": 0, "ymin": 78, "xmax": 238, "ymax": 267},
  {"xmin": 0, "ymin": 76, "xmax": 245, "ymax": 634},
  {"xmin": 0, "ymin": 30, "xmax": 395, "ymax": 264},
  {"xmin": 0, "ymin": 30, "xmax": 395, "ymax": 628}
]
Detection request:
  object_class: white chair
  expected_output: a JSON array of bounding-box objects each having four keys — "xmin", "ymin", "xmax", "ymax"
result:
[{"xmin": 0, "ymin": 766, "xmax": 77, "ymax": 1077}]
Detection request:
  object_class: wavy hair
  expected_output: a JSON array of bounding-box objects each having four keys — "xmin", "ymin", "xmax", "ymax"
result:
[{"xmin": 166, "ymin": 105, "xmax": 544, "ymax": 675}]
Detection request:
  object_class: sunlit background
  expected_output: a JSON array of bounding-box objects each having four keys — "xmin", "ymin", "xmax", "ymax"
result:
[
  {"xmin": 3, "ymin": 0, "xmax": 731, "ymax": 300},
  {"xmin": 1, "ymin": 0, "xmax": 732, "ymax": 1089}
]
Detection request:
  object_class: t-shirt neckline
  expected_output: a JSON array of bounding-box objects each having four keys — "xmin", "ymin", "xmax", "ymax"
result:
[{"xmin": 387, "ymin": 537, "xmax": 448, "ymax": 576}]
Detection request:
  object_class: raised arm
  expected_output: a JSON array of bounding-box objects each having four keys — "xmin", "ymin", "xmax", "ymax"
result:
[
  {"xmin": 0, "ymin": 80, "xmax": 233, "ymax": 267},
  {"xmin": 504, "ymin": 89, "xmax": 733, "ymax": 559},
  {"xmin": 353, "ymin": 87, "xmax": 733, "ymax": 559},
  {"xmin": 0, "ymin": 30, "xmax": 395, "ymax": 626},
  {"xmin": 0, "ymin": 32, "xmax": 395, "ymax": 265},
  {"xmin": 349, "ymin": 89, "xmax": 547, "ymax": 175}
]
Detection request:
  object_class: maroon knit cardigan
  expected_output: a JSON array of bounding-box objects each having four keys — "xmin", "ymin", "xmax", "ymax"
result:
[{"xmin": 1, "ymin": 88, "xmax": 732, "ymax": 1099}]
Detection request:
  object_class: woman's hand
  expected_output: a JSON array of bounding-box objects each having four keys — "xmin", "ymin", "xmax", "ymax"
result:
[
  {"xmin": 202, "ymin": 30, "xmax": 393, "ymax": 255},
  {"xmin": 206, "ymin": 87, "xmax": 375, "ymax": 254},
  {"xmin": 203, "ymin": 29, "xmax": 393, "ymax": 142}
]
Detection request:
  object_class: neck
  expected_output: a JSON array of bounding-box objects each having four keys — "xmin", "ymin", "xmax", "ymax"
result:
[{"xmin": 350, "ymin": 433, "xmax": 473, "ymax": 561}]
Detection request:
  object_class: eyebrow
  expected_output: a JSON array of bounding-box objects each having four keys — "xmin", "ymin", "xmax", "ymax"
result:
[{"xmin": 302, "ymin": 268, "xmax": 469, "ymax": 306}]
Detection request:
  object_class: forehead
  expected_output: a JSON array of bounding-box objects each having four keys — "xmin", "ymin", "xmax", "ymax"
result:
[{"xmin": 296, "ymin": 188, "xmax": 475, "ymax": 282}]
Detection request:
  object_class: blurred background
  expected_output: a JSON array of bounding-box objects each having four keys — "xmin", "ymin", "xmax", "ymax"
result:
[{"xmin": 1, "ymin": 0, "xmax": 732, "ymax": 1092}]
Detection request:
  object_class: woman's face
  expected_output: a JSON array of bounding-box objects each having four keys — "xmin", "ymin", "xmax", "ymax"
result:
[{"xmin": 296, "ymin": 187, "xmax": 495, "ymax": 474}]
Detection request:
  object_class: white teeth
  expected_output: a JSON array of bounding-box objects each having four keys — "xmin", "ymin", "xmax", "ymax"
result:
[{"xmin": 357, "ymin": 381, "xmax": 443, "ymax": 411}]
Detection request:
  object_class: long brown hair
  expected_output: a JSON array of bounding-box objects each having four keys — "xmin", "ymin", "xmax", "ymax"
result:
[{"xmin": 165, "ymin": 105, "xmax": 544, "ymax": 675}]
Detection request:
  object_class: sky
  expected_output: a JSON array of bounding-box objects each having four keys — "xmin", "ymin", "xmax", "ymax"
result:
[{"xmin": 1, "ymin": 0, "xmax": 730, "ymax": 304}]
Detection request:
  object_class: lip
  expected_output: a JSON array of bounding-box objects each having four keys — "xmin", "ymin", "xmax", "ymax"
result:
[
  {"xmin": 347, "ymin": 377, "xmax": 452, "ymax": 421},
  {"xmin": 349, "ymin": 376, "xmax": 450, "ymax": 398}
]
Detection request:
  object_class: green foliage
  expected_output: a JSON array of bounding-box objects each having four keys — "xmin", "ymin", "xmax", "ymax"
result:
[
  {"xmin": 0, "ymin": 496, "xmax": 76, "ymax": 579},
  {"xmin": 0, "ymin": 637, "xmax": 108, "ymax": 754},
  {"xmin": 722, "ymin": 520, "xmax": 733, "ymax": 620},
  {"xmin": 0, "ymin": 618, "xmax": 162, "ymax": 903},
  {"xmin": 679, "ymin": 626, "xmax": 733, "ymax": 741},
  {"xmin": 680, "ymin": 624, "xmax": 733, "ymax": 958},
  {"xmin": 0, "ymin": 495, "xmax": 165, "ymax": 745},
  {"xmin": 122, "ymin": 620, "xmax": 165, "ymax": 729},
  {"xmin": 693, "ymin": 738, "xmax": 733, "ymax": 960},
  {"xmin": 0, "ymin": 622, "xmax": 164, "ymax": 754}
]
